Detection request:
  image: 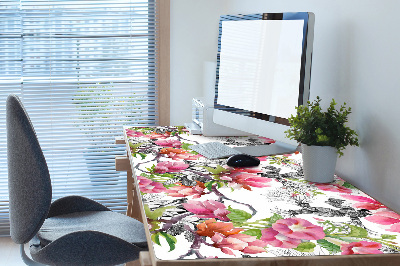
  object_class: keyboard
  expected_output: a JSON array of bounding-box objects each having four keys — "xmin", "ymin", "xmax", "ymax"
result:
[{"xmin": 189, "ymin": 142, "xmax": 242, "ymax": 159}]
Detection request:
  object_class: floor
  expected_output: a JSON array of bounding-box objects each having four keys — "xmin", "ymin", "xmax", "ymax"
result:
[{"xmin": 0, "ymin": 237, "xmax": 25, "ymax": 266}]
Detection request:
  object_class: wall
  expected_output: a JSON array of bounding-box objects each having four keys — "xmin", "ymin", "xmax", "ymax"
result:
[
  {"xmin": 170, "ymin": 0, "xmax": 228, "ymax": 124},
  {"xmin": 170, "ymin": 0, "xmax": 400, "ymax": 213}
]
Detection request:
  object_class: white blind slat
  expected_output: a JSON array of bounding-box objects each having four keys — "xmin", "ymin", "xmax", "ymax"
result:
[{"xmin": 0, "ymin": 0, "xmax": 159, "ymax": 236}]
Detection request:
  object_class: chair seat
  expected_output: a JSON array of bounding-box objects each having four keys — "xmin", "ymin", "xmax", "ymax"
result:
[{"xmin": 37, "ymin": 211, "xmax": 147, "ymax": 248}]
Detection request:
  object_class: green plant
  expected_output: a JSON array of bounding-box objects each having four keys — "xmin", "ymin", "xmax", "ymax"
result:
[{"xmin": 285, "ymin": 96, "xmax": 359, "ymax": 157}]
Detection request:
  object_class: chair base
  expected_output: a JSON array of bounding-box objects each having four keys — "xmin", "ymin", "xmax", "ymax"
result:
[{"xmin": 20, "ymin": 244, "xmax": 45, "ymax": 266}]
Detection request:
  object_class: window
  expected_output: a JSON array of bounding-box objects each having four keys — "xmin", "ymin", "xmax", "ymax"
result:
[{"xmin": 0, "ymin": 0, "xmax": 169, "ymax": 236}]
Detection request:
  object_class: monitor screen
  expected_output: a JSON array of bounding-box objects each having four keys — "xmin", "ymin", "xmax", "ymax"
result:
[
  {"xmin": 213, "ymin": 13, "xmax": 314, "ymax": 156},
  {"xmin": 217, "ymin": 19, "xmax": 304, "ymax": 118}
]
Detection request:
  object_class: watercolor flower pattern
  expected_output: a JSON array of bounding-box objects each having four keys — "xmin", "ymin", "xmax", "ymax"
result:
[
  {"xmin": 341, "ymin": 241, "xmax": 383, "ymax": 255},
  {"xmin": 211, "ymin": 232, "xmax": 267, "ymax": 255},
  {"xmin": 271, "ymin": 218, "xmax": 325, "ymax": 240},
  {"xmin": 314, "ymin": 183, "xmax": 352, "ymax": 194},
  {"xmin": 124, "ymin": 126, "xmax": 400, "ymax": 260},
  {"xmin": 154, "ymin": 161, "xmax": 189, "ymax": 173},
  {"xmin": 160, "ymin": 147, "xmax": 201, "ymax": 160},
  {"xmin": 261, "ymin": 227, "xmax": 301, "ymax": 248},
  {"xmin": 154, "ymin": 138, "xmax": 182, "ymax": 148},
  {"xmin": 219, "ymin": 167, "xmax": 272, "ymax": 190},
  {"xmin": 182, "ymin": 200, "xmax": 230, "ymax": 221},
  {"xmin": 137, "ymin": 175, "xmax": 166, "ymax": 194},
  {"xmin": 365, "ymin": 210, "xmax": 400, "ymax": 233},
  {"xmin": 258, "ymin": 137, "xmax": 276, "ymax": 144},
  {"xmin": 230, "ymin": 173, "xmax": 273, "ymax": 190},
  {"xmin": 165, "ymin": 183, "xmax": 205, "ymax": 198},
  {"xmin": 126, "ymin": 129, "xmax": 146, "ymax": 138},
  {"xmin": 341, "ymin": 194, "xmax": 385, "ymax": 210},
  {"xmin": 145, "ymin": 131, "xmax": 171, "ymax": 139},
  {"xmin": 196, "ymin": 219, "xmax": 243, "ymax": 238}
]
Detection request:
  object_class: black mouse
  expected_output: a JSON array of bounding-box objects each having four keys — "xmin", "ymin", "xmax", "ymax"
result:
[{"xmin": 226, "ymin": 154, "xmax": 260, "ymax": 167}]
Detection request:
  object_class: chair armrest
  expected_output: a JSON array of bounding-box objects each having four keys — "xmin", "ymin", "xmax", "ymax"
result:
[{"xmin": 47, "ymin": 195, "xmax": 110, "ymax": 218}]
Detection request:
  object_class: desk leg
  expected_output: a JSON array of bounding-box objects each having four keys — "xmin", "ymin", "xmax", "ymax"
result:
[
  {"xmin": 115, "ymin": 155, "xmax": 143, "ymax": 222},
  {"xmin": 125, "ymin": 252, "xmax": 151, "ymax": 266},
  {"xmin": 126, "ymin": 169, "xmax": 134, "ymax": 217},
  {"xmin": 127, "ymin": 169, "xmax": 143, "ymax": 222}
]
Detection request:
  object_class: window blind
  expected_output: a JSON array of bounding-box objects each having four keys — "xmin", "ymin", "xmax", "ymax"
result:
[{"xmin": 0, "ymin": 0, "xmax": 160, "ymax": 236}]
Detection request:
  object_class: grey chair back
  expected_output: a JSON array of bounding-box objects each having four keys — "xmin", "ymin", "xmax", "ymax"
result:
[{"xmin": 7, "ymin": 94, "xmax": 52, "ymax": 244}]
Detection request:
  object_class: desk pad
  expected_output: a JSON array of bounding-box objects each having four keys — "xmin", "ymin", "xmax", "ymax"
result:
[{"xmin": 124, "ymin": 126, "xmax": 400, "ymax": 260}]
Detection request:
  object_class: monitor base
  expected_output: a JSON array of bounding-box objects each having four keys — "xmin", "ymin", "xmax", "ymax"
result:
[{"xmin": 233, "ymin": 141, "xmax": 299, "ymax": 157}]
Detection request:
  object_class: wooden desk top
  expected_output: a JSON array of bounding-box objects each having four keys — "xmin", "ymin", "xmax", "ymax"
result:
[{"xmin": 123, "ymin": 126, "xmax": 400, "ymax": 265}]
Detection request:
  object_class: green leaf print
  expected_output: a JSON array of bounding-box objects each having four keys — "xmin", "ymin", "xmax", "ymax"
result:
[
  {"xmin": 227, "ymin": 206, "xmax": 252, "ymax": 223},
  {"xmin": 242, "ymin": 229, "xmax": 262, "ymax": 239},
  {"xmin": 294, "ymin": 242, "xmax": 316, "ymax": 252},
  {"xmin": 203, "ymin": 165, "xmax": 229, "ymax": 175},
  {"xmin": 317, "ymin": 239, "xmax": 341, "ymax": 254},
  {"xmin": 144, "ymin": 204, "xmax": 174, "ymax": 220},
  {"xmin": 159, "ymin": 232, "xmax": 177, "ymax": 252},
  {"xmin": 381, "ymin": 234, "xmax": 397, "ymax": 240},
  {"xmin": 347, "ymin": 225, "xmax": 368, "ymax": 238}
]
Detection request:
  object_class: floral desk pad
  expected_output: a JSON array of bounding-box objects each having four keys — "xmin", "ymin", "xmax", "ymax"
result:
[{"xmin": 124, "ymin": 126, "xmax": 400, "ymax": 260}]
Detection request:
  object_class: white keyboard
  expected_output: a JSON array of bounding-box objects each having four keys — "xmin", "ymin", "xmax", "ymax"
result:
[{"xmin": 189, "ymin": 142, "xmax": 242, "ymax": 159}]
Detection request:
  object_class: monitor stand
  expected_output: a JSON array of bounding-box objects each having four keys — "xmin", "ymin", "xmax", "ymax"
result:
[{"xmin": 233, "ymin": 141, "xmax": 299, "ymax": 157}]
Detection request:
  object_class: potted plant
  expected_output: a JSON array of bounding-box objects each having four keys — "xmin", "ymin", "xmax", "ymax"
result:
[{"xmin": 285, "ymin": 96, "xmax": 359, "ymax": 183}]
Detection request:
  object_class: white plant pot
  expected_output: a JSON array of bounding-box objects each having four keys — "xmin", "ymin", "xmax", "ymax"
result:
[{"xmin": 301, "ymin": 144, "xmax": 338, "ymax": 183}]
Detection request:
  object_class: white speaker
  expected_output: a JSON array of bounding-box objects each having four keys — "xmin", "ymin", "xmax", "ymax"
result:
[{"xmin": 185, "ymin": 97, "xmax": 249, "ymax": 137}]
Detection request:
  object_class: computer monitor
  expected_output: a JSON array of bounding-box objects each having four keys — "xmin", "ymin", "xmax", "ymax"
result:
[{"xmin": 213, "ymin": 12, "xmax": 315, "ymax": 156}]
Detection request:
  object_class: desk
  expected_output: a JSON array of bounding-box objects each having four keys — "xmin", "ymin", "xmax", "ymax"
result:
[{"xmin": 118, "ymin": 126, "xmax": 400, "ymax": 266}]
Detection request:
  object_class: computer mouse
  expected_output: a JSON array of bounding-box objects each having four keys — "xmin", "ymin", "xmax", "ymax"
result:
[{"xmin": 226, "ymin": 154, "xmax": 260, "ymax": 167}]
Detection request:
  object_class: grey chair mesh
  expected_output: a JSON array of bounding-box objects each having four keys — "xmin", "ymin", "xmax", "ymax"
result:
[{"xmin": 7, "ymin": 94, "xmax": 148, "ymax": 265}]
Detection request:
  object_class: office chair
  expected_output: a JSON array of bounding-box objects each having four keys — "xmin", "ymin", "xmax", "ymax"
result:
[{"xmin": 6, "ymin": 94, "xmax": 148, "ymax": 265}]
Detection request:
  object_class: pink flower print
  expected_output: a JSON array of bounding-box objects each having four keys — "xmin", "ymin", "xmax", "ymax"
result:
[
  {"xmin": 167, "ymin": 151, "xmax": 201, "ymax": 160},
  {"xmin": 314, "ymin": 183, "xmax": 352, "ymax": 194},
  {"xmin": 145, "ymin": 131, "xmax": 171, "ymax": 139},
  {"xmin": 220, "ymin": 167, "xmax": 271, "ymax": 191},
  {"xmin": 272, "ymin": 218, "xmax": 325, "ymax": 240},
  {"xmin": 137, "ymin": 176, "xmax": 166, "ymax": 194},
  {"xmin": 341, "ymin": 194, "xmax": 385, "ymax": 210},
  {"xmin": 170, "ymin": 152, "xmax": 202, "ymax": 160},
  {"xmin": 365, "ymin": 210, "xmax": 400, "ymax": 233},
  {"xmin": 260, "ymin": 227, "xmax": 301, "ymax": 248},
  {"xmin": 154, "ymin": 161, "xmax": 189, "ymax": 174},
  {"xmin": 166, "ymin": 183, "xmax": 205, "ymax": 198},
  {"xmin": 257, "ymin": 156, "xmax": 269, "ymax": 161},
  {"xmin": 283, "ymin": 151, "xmax": 300, "ymax": 157},
  {"xmin": 341, "ymin": 241, "xmax": 383, "ymax": 255},
  {"xmin": 182, "ymin": 200, "xmax": 230, "ymax": 221},
  {"xmin": 234, "ymin": 174, "xmax": 273, "ymax": 190},
  {"xmin": 258, "ymin": 137, "xmax": 276, "ymax": 144},
  {"xmin": 154, "ymin": 138, "xmax": 182, "ymax": 148},
  {"xmin": 211, "ymin": 232, "xmax": 266, "ymax": 255},
  {"xmin": 159, "ymin": 147, "xmax": 201, "ymax": 160},
  {"xmin": 126, "ymin": 129, "xmax": 145, "ymax": 138}
]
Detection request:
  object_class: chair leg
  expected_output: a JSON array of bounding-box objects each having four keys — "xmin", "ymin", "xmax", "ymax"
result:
[{"xmin": 20, "ymin": 244, "xmax": 46, "ymax": 266}]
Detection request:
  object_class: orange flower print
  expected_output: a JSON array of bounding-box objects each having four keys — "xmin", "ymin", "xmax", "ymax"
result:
[
  {"xmin": 160, "ymin": 147, "xmax": 201, "ymax": 160},
  {"xmin": 196, "ymin": 218, "xmax": 243, "ymax": 238},
  {"xmin": 166, "ymin": 183, "xmax": 205, "ymax": 199}
]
